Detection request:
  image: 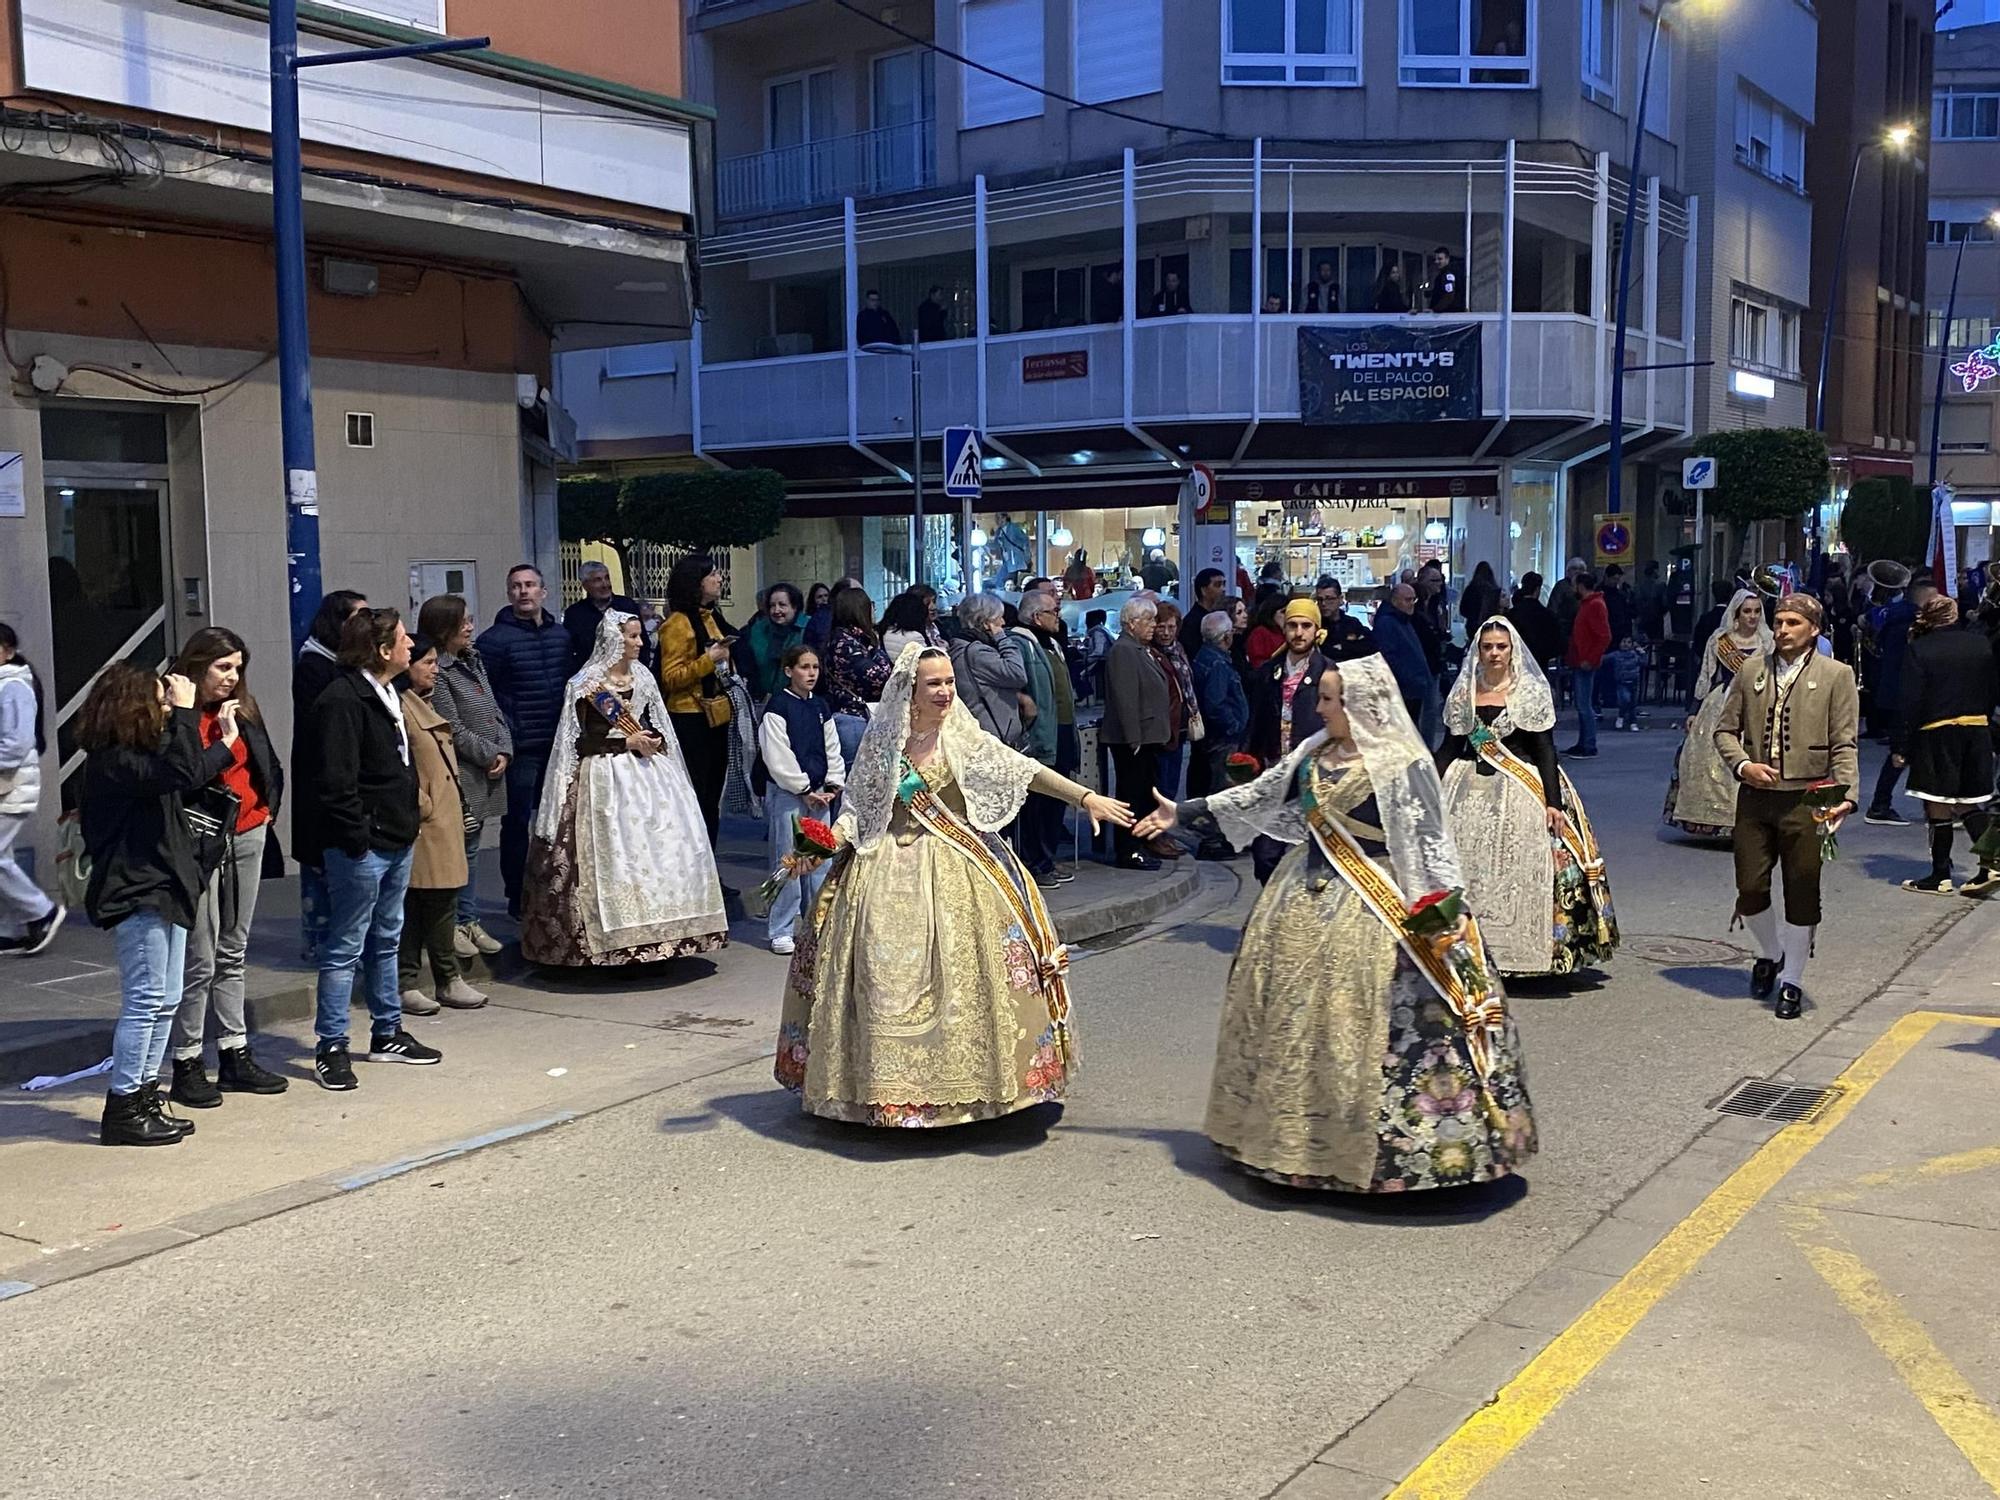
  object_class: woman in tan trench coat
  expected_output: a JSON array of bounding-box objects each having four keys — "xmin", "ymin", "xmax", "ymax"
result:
[{"xmin": 399, "ymin": 635, "xmax": 488, "ymax": 1012}]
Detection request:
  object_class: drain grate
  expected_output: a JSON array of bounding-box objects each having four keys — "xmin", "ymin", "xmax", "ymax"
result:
[
  {"xmin": 1622, "ymin": 934, "xmax": 1754, "ymax": 966},
  {"xmin": 1713, "ymin": 1077, "xmax": 1843, "ymax": 1124}
]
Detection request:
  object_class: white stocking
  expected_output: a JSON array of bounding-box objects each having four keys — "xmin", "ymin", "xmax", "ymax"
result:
[
  {"xmin": 1780, "ymin": 922, "xmax": 1814, "ymax": 987},
  {"xmin": 1744, "ymin": 905, "xmax": 1782, "ymax": 963}
]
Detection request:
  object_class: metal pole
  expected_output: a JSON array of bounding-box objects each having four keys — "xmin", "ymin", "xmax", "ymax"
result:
[
  {"xmin": 1928, "ymin": 231, "xmax": 1970, "ymax": 494},
  {"xmin": 1606, "ymin": 2, "xmax": 1668, "ymax": 516},
  {"xmin": 911, "ymin": 333, "xmax": 925, "ymax": 588},
  {"xmin": 271, "ymin": 0, "xmax": 320, "ymax": 653},
  {"xmin": 1815, "ymin": 148, "xmax": 1872, "ymax": 433}
]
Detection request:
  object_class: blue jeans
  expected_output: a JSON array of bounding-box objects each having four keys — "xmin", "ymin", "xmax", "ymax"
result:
[
  {"xmin": 765, "ymin": 787, "xmax": 834, "ymax": 945},
  {"xmin": 500, "ymin": 748, "xmax": 550, "ymax": 916},
  {"xmin": 315, "ymin": 845, "xmax": 414, "ymax": 1048},
  {"xmin": 110, "ymin": 911, "xmax": 188, "ymax": 1095},
  {"xmin": 1615, "ymin": 680, "xmax": 1638, "ymax": 728},
  {"xmin": 457, "ymin": 822, "xmax": 482, "ymax": 925},
  {"xmin": 833, "ymin": 714, "xmax": 868, "ymax": 777},
  {"xmin": 1571, "ymin": 667, "xmax": 1600, "ymax": 752}
]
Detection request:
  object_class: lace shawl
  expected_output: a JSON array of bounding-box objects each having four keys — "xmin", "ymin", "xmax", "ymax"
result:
[
  {"xmin": 838, "ymin": 641, "xmax": 1041, "ymax": 852},
  {"xmin": 533, "ymin": 611, "xmax": 675, "ymax": 843},
  {"xmin": 1200, "ymin": 653, "xmax": 1464, "ymax": 899},
  {"xmin": 1443, "ymin": 614, "xmax": 1556, "ymax": 735},
  {"xmin": 1693, "ymin": 589, "xmax": 1772, "ymax": 703}
]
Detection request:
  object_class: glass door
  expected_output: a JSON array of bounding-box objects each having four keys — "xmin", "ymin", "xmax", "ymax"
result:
[
  {"xmin": 765, "ymin": 69, "xmax": 836, "ymax": 208},
  {"xmin": 869, "ymin": 49, "xmax": 935, "ymax": 195}
]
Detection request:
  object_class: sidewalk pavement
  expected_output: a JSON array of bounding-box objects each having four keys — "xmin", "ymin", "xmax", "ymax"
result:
[
  {"xmin": 0, "ymin": 816, "xmax": 1203, "ymax": 1089},
  {"xmin": 1279, "ymin": 905, "xmax": 2000, "ymax": 1500}
]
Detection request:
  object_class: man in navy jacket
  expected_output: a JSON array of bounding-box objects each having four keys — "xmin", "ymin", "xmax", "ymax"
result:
[{"xmin": 476, "ymin": 564, "xmax": 574, "ymax": 919}]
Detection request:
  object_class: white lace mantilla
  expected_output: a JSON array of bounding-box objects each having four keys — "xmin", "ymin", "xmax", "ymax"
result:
[{"xmin": 1444, "ymin": 614, "xmax": 1555, "ymax": 736}]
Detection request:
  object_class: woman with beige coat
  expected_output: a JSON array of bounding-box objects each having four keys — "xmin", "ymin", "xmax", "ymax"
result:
[{"xmin": 398, "ymin": 635, "xmax": 487, "ymax": 1013}]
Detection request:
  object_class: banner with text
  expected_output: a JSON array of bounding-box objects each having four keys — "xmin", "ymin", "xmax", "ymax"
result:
[{"xmin": 1298, "ymin": 324, "xmax": 1483, "ymax": 425}]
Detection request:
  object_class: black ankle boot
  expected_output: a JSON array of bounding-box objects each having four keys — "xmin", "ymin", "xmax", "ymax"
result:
[
  {"xmin": 142, "ymin": 1080, "xmax": 196, "ymax": 1137},
  {"xmin": 170, "ymin": 1058, "xmax": 223, "ymax": 1109},
  {"xmin": 217, "ymin": 1046, "xmax": 289, "ymax": 1095},
  {"xmin": 100, "ymin": 1088, "xmax": 182, "ymax": 1147}
]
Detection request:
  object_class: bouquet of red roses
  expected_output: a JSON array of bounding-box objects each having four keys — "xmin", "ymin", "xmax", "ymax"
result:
[
  {"xmin": 1801, "ymin": 780, "xmax": 1849, "ymax": 862},
  {"xmin": 1403, "ymin": 889, "xmax": 1490, "ymax": 995},
  {"xmin": 754, "ymin": 813, "xmax": 839, "ymax": 904},
  {"xmin": 1224, "ymin": 751, "xmax": 1262, "ymax": 786}
]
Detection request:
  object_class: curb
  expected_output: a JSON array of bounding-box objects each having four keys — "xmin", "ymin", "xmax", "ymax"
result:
[{"xmin": 2, "ymin": 861, "xmax": 1205, "ymax": 1088}]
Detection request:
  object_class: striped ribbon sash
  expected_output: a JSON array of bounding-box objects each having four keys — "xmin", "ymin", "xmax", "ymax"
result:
[
  {"xmin": 1300, "ymin": 801, "xmax": 1508, "ymax": 1089},
  {"xmin": 1473, "ymin": 736, "xmax": 1615, "ymax": 938},
  {"xmin": 902, "ymin": 782, "xmax": 1076, "ymax": 1067}
]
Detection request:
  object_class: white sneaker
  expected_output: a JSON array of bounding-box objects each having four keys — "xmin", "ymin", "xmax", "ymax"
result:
[
  {"xmin": 770, "ymin": 936, "xmax": 796, "ymax": 956},
  {"xmin": 400, "ymin": 987, "xmax": 442, "ymax": 1016},
  {"xmin": 452, "ymin": 925, "xmax": 479, "ymax": 960}
]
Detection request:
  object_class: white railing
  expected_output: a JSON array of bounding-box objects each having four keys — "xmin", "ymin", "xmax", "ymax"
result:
[
  {"xmin": 698, "ymin": 312, "xmax": 1678, "ymax": 451},
  {"xmin": 718, "ymin": 121, "xmax": 936, "ymax": 219}
]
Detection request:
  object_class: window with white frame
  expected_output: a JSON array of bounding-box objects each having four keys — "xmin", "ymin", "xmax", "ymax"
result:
[
  {"xmin": 1926, "ymin": 310, "xmax": 1995, "ymax": 348},
  {"xmin": 1642, "ymin": 21, "xmax": 1672, "ymax": 136},
  {"xmin": 1934, "ymin": 89, "xmax": 2000, "ymax": 141},
  {"xmin": 1400, "ymin": 0, "xmax": 1531, "ymax": 86},
  {"xmin": 1929, "ymin": 201, "xmax": 2000, "ymax": 244},
  {"xmin": 962, "ymin": 0, "xmax": 1045, "ymax": 127},
  {"xmin": 1225, "ymin": 0, "xmax": 1363, "ymax": 85},
  {"xmin": 1077, "ymin": 0, "xmax": 1164, "ymax": 102},
  {"xmin": 324, "ymin": 0, "xmax": 444, "ymax": 30},
  {"xmin": 1581, "ymin": 0, "xmax": 1617, "ymax": 105},
  {"xmin": 1734, "ymin": 85, "xmax": 1807, "ymax": 190},
  {"xmin": 1938, "ymin": 402, "xmax": 1989, "ymax": 453},
  {"xmin": 1729, "ymin": 294, "xmax": 1800, "ymax": 376}
]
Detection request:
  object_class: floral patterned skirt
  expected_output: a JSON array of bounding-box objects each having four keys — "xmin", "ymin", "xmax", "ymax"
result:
[
  {"xmin": 773, "ymin": 824, "xmax": 1073, "ymax": 1129},
  {"xmin": 1206, "ymin": 843, "xmax": 1536, "ymax": 1193}
]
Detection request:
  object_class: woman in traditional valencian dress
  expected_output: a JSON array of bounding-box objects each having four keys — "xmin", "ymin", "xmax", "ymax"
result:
[
  {"xmin": 1665, "ymin": 589, "xmax": 1771, "ymax": 838},
  {"xmin": 521, "ymin": 612, "xmax": 728, "ymax": 966},
  {"xmin": 1132, "ymin": 655, "xmax": 1536, "ymax": 1193},
  {"xmin": 774, "ymin": 644, "xmax": 1133, "ymax": 1128},
  {"xmin": 1436, "ymin": 617, "xmax": 1618, "ymax": 977}
]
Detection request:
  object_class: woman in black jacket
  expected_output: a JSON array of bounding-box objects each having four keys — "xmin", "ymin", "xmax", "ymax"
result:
[
  {"xmin": 292, "ymin": 588, "xmax": 368, "ymax": 964},
  {"xmin": 1894, "ymin": 595, "xmax": 2000, "ymax": 896},
  {"xmin": 307, "ymin": 607, "xmax": 441, "ymax": 1091},
  {"xmin": 163, "ymin": 627, "xmax": 290, "ymax": 1109},
  {"xmin": 79, "ymin": 663, "xmax": 238, "ymax": 1146}
]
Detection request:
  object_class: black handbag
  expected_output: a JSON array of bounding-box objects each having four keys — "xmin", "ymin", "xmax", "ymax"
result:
[{"xmin": 184, "ymin": 783, "xmax": 241, "ymax": 881}]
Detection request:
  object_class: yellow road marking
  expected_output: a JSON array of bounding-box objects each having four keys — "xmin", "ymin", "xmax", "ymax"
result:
[
  {"xmin": 1384, "ymin": 1010, "xmax": 1987, "ymax": 1500},
  {"xmin": 1797, "ymin": 1143, "xmax": 2000, "ymax": 1207},
  {"xmin": 1786, "ymin": 1206, "xmax": 2000, "ymax": 1490}
]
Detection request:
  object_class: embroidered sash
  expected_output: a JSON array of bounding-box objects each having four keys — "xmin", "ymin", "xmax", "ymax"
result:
[
  {"xmin": 1299, "ymin": 790, "xmax": 1509, "ymax": 1090},
  {"xmin": 898, "ymin": 760, "xmax": 1076, "ymax": 1066},
  {"xmin": 1715, "ymin": 635, "xmax": 1755, "ymax": 677},
  {"xmin": 1471, "ymin": 734, "xmax": 1616, "ymax": 942}
]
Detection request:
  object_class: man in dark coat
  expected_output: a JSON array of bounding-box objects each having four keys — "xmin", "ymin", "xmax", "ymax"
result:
[
  {"xmin": 1313, "ymin": 578, "xmax": 1378, "ymax": 663},
  {"xmin": 476, "ymin": 564, "xmax": 575, "ymax": 918},
  {"xmin": 1864, "ymin": 574, "xmax": 1934, "ymax": 825},
  {"xmin": 1508, "ymin": 573, "xmax": 1564, "ymax": 671},
  {"xmin": 1178, "ymin": 568, "xmax": 1228, "ymax": 658},
  {"xmin": 1245, "ymin": 599, "xmax": 1331, "ymax": 884},
  {"xmin": 562, "ymin": 560, "xmax": 650, "ymax": 670}
]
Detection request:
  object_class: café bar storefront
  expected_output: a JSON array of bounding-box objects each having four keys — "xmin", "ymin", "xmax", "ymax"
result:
[{"xmin": 762, "ymin": 463, "xmax": 1566, "ymax": 615}]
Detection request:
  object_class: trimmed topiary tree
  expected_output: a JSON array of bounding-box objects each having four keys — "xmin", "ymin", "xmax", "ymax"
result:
[
  {"xmin": 621, "ymin": 468, "xmax": 788, "ymax": 552},
  {"xmin": 1685, "ymin": 428, "xmax": 1831, "ymax": 527},
  {"xmin": 557, "ymin": 474, "xmax": 631, "ymax": 580},
  {"xmin": 1839, "ymin": 475, "xmax": 1929, "ymax": 567}
]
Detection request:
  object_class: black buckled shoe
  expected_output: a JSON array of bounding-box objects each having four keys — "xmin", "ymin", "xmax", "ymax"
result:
[
  {"xmin": 1750, "ymin": 958, "xmax": 1779, "ymax": 1001},
  {"xmin": 1774, "ymin": 983, "xmax": 1805, "ymax": 1021},
  {"xmin": 170, "ymin": 1058, "xmax": 223, "ymax": 1109}
]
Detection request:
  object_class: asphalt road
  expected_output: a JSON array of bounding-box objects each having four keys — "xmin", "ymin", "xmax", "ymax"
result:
[{"xmin": 0, "ymin": 728, "xmax": 1979, "ymax": 1500}]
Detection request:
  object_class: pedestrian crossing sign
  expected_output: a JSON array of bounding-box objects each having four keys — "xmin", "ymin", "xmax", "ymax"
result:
[{"xmin": 944, "ymin": 427, "xmax": 983, "ymax": 499}]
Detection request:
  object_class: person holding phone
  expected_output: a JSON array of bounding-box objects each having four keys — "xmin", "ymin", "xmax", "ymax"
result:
[
  {"xmin": 657, "ymin": 554, "xmax": 737, "ymax": 849},
  {"xmin": 78, "ymin": 664, "xmax": 238, "ymax": 1145}
]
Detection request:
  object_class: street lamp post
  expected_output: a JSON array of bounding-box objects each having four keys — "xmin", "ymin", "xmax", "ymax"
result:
[
  {"xmin": 1926, "ymin": 211, "xmax": 2000, "ymax": 494},
  {"xmin": 1605, "ymin": 0, "xmax": 1677, "ymax": 517},
  {"xmin": 862, "ymin": 334, "xmax": 924, "ymax": 587}
]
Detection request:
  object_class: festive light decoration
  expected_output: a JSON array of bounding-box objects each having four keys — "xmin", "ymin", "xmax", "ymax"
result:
[{"xmin": 1951, "ymin": 340, "xmax": 2000, "ymax": 393}]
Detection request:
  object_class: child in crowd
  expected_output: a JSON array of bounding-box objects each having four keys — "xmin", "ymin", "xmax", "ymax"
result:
[
  {"xmin": 1605, "ymin": 634, "xmax": 1645, "ymax": 732},
  {"xmin": 758, "ymin": 645, "xmax": 845, "ymax": 956}
]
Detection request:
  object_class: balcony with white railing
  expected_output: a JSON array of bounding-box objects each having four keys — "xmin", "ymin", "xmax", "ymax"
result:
[
  {"xmin": 717, "ymin": 121, "xmax": 937, "ymax": 219},
  {"xmin": 695, "ymin": 312, "xmax": 1690, "ymax": 453}
]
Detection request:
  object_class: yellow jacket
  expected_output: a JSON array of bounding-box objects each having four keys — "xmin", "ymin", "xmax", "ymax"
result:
[{"xmin": 658, "ymin": 608, "xmax": 731, "ymax": 718}]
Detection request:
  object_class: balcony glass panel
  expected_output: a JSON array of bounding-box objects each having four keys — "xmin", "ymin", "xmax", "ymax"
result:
[{"xmin": 718, "ymin": 120, "xmax": 937, "ymax": 218}]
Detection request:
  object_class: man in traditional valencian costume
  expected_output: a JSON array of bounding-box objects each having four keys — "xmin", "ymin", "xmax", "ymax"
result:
[{"xmin": 1713, "ymin": 594, "xmax": 1859, "ymax": 1020}]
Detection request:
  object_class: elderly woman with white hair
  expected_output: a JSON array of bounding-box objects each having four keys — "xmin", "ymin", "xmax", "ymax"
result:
[
  {"xmin": 1190, "ymin": 609, "xmax": 1249, "ymax": 809},
  {"xmin": 1101, "ymin": 593, "xmax": 1172, "ymax": 869},
  {"xmin": 946, "ymin": 594, "xmax": 1029, "ymax": 746}
]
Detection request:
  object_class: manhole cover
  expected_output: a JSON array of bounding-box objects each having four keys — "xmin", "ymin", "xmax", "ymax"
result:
[
  {"xmin": 1713, "ymin": 1078, "xmax": 1844, "ymax": 1124},
  {"xmin": 1622, "ymin": 933, "xmax": 1753, "ymax": 966}
]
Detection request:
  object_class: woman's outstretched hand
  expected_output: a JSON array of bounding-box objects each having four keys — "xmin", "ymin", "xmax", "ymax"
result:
[
  {"xmin": 1132, "ymin": 788, "xmax": 1179, "ymax": 841},
  {"xmin": 1080, "ymin": 792, "xmax": 1134, "ymax": 834}
]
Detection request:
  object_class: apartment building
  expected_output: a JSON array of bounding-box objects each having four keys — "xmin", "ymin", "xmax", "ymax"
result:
[
  {"xmin": 1806, "ymin": 0, "xmax": 1933, "ymax": 516},
  {"xmin": 1920, "ymin": 18, "xmax": 2000, "ymax": 570},
  {"xmin": 566, "ymin": 0, "xmax": 1823, "ymax": 606},
  {"xmin": 0, "ymin": 0, "xmax": 705, "ymax": 859}
]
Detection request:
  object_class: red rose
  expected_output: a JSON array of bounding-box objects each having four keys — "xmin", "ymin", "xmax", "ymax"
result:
[
  {"xmin": 796, "ymin": 817, "xmax": 838, "ymax": 854},
  {"xmin": 1409, "ymin": 890, "xmax": 1452, "ymax": 915}
]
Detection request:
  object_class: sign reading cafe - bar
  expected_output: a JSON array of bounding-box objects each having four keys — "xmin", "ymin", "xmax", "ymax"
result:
[{"xmin": 1298, "ymin": 324, "xmax": 1483, "ymax": 425}]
